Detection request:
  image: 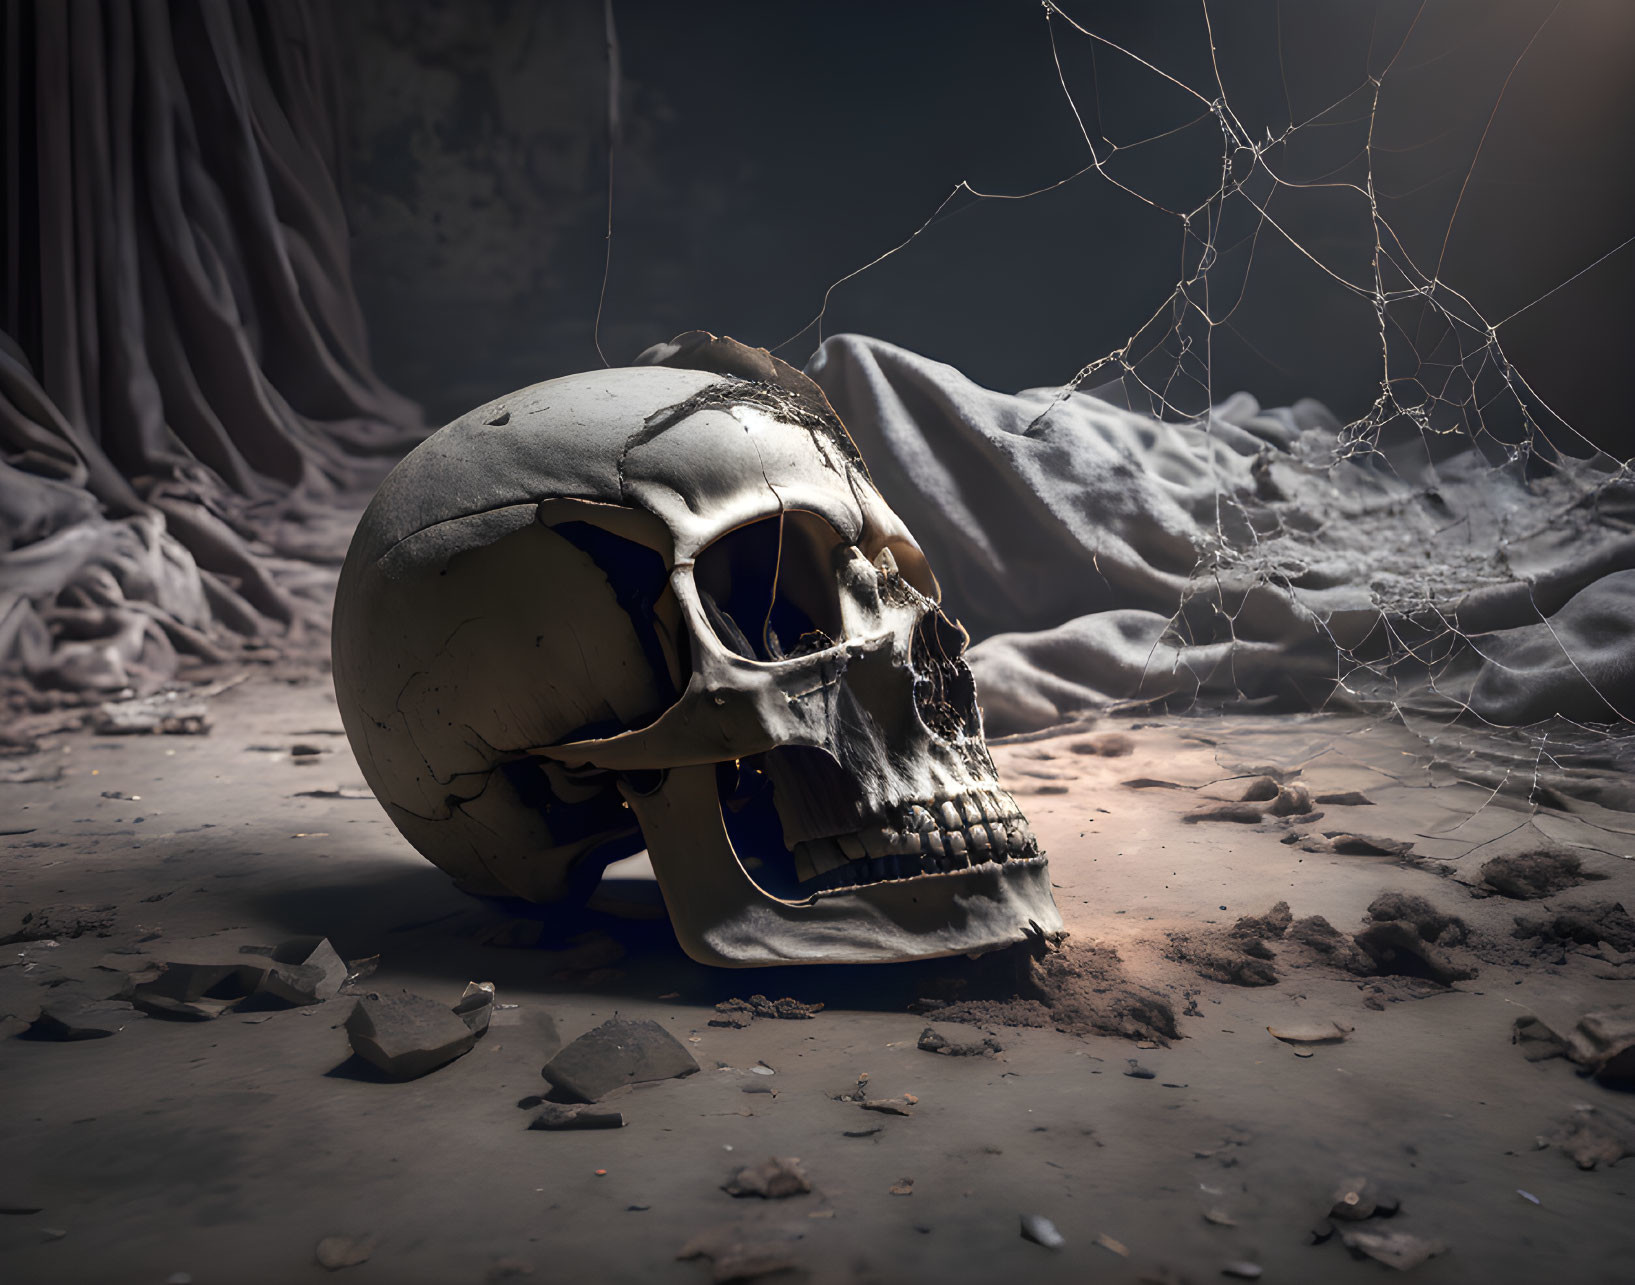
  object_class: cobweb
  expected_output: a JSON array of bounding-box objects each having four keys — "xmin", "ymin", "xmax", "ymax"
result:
[{"xmin": 772, "ymin": 1, "xmax": 1635, "ymax": 804}]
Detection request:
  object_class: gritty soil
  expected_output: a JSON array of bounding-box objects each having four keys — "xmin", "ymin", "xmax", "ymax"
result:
[{"xmin": 2, "ymin": 684, "xmax": 1635, "ymax": 1284}]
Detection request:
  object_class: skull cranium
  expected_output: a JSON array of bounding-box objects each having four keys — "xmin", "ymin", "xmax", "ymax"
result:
[{"xmin": 332, "ymin": 334, "xmax": 1062, "ymax": 966}]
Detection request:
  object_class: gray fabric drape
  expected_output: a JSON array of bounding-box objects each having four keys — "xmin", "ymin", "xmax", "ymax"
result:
[
  {"xmin": 806, "ymin": 334, "xmax": 1635, "ymax": 736},
  {"xmin": 1, "ymin": 0, "xmax": 422, "ymax": 698}
]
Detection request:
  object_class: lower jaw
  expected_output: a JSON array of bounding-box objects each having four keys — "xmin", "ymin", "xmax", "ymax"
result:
[
  {"xmin": 696, "ymin": 855, "xmax": 1064, "ymax": 967},
  {"xmin": 630, "ymin": 763, "xmax": 1065, "ymax": 968}
]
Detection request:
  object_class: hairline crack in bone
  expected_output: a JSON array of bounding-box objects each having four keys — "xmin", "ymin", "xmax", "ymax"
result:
[{"xmin": 332, "ymin": 333, "xmax": 1062, "ymax": 966}]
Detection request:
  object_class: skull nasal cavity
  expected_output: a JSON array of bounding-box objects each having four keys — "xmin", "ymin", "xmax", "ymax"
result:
[{"xmin": 695, "ymin": 512, "xmax": 847, "ymax": 661}]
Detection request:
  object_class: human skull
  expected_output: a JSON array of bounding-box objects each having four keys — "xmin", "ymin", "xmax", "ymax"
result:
[{"xmin": 332, "ymin": 333, "xmax": 1061, "ymax": 966}]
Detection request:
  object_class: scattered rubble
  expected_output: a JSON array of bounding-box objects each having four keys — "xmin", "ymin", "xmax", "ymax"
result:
[
  {"xmin": 528, "ymin": 1103, "xmax": 625, "ymax": 1131},
  {"xmin": 345, "ymin": 990, "xmax": 478, "ymax": 1079},
  {"xmin": 1354, "ymin": 894, "xmax": 1475, "ymax": 985},
  {"xmin": 1337, "ymin": 1227, "xmax": 1444, "ymax": 1271},
  {"xmin": 917, "ymin": 1026, "xmax": 1002, "ymax": 1057},
  {"xmin": 721, "ymin": 1157, "xmax": 811, "ymax": 1199},
  {"xmin": 25, "ymin": 997, "xmax": 142, "ymax": 1041},
  {"xmin": 540, "ymin": 1017, "xmax": 699, "ymax": 1102},
  {"xmin": 1182, "ymin": 802, "xmax": 1265, "ymax": 824},
  {"xmin": 1514, "ymin": 900, "xmax": 1635, "ymax": 954},
  {"xmin": 129, "ymin": 937, "xmax": 349, "ymax": 1018},
  {"xmin": 2, "ymin": 904, "xmax": 117, "ymax": 945},
  {"xmin": 93, "ymin": 691, "xmax": 210, "ymax": 736},
  {"xmin": 1314, "ymin": 791, "xmax": 1374, "ymax": 806},
  {"xmin": 453, "ymin": 982, "xmax": 495, "ymax": 1036},
  {"xmin": 1287, "ymin": 915, "xmax": 1375, "ymax": 975},
  {"xmin": 1518, "ymin": 1007, "xmax": 1635, "ymax": 1086},
  {"xmin": 1267, "ymin": 783, "xmax": 1314, "ymax": 816},
  {"xmin": 1328, "ymin": 1176, "xmax": 1400, "ymax": 1222},
  {"xmin": 1541, "ymin": 1106, "xmax": 1635, "ymax": 1170},
  {"xmin": 709, "ymin": 994, "xmax": 824, "ymax": 1027},
  {"xmin": 1478, "ymin": 850, "xmax": 1602, "ymax": 900},
  {"xmin": 860, "ymin": 1097, "xmax": 916, "ymax": 1115}
]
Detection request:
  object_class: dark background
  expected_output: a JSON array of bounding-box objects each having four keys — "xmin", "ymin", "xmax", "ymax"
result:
[{"xmin": 332, "ymin": 0, "xmax": 1634, "ymax": 454}]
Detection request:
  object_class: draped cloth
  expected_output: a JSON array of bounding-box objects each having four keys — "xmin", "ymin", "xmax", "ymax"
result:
[
  {"xmin": 806, "ymin": 335, "xmax": 1635, "ymax": 738},
  {"xmin": 1, "ymin": 0, "xmax": 421, "ymax": 696}
]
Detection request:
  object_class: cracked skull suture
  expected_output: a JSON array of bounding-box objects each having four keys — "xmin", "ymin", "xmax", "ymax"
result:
[{"xmin": 332, "ymin": 334, "xmax": 1062, "ymax": 967}]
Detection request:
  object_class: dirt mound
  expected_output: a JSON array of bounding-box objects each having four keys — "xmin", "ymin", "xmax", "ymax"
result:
[
  {"xmin": 1163, "ymin": 902, "xmax": 1292, "ymax": 987},
  {"xmin": 914, "ymin": 940, "xmax": 1179, "ymax": 1044},
  {"xmin": 1514, "ymin": 900, "xmax": 1635, "ymax": 953},
  {"xmin": 1480, "ymin": 850, "xmax": 1604, "ymax": 900}
]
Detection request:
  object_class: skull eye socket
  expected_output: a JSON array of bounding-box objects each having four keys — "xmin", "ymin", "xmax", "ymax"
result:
[{"xmin": 695, "ymin": 511, "xmax": 849, "ymax": 661}]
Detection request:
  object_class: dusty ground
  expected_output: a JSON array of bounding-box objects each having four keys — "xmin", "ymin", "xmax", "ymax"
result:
[{"xmin": 3, "ymin": 675, "xmax": 1634, "ymax": 1284}]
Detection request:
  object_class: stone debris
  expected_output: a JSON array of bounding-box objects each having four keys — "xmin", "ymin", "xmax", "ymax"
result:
[
  {"xmin": 540, "ymin": 1017, "xmax": 699, "ymax": 1103},
  {"xmin": 26, "ymin": 997, "xmax": 143, "ymax": 1041},
  {"xmin": 2, "ymin": 904, "xmax": 117, "ymax": 945},
  {"xmin": 709, "ymin": 994, "xmax": 824, "ymax": 1028},
  {"xmin": 240, "ymin": 937, "xmax": 348, "ymax": 1008},
  {"xmin": 131, "ymin": 960, "xmax": 276, "ymax": 1020},
  {"xmin": 130, "ymin": 937, "xmax": 350, "ymax": 1018},
  {"xmin": 721, "ymin": 1156, "xmax": 811, "ymax": 1199},
  {"xmin": 453, "ymin": 981, "xmax": 495, "ymax": 1036},
  {"xmin": 1237, "ymin": 775, "xmax": 1281, "ymax": 802},
  {"xmin": 678, "ymin": 1225, "xmax": 799, "ymax": 1282},
  {"xmin": 1202, "ymin": 1208, "xmax": 1236, "ymax": 1227},
  {"xmin": 1353, "ymin": 920, "xmax": 1476, "ymax": 986},
  {"xmin": 1479, "ymin": 850, "xmax": 1603, "ymax": 899},
  {"xmin": 528, "ymin": 1103, "xmax": 625, "ymax": 1131},
  {"xmin": 1514, "ymin": 900, "xmax": 1635, "ymax": 954},
  {"xmin": 1354, "ymin": 894, "xmax": 1475, "ymax": 985},
  {"xmin": 314, "ymin": 1235, "xmax": 375, "ymax": 1271},
  {"xmin": 1519, "ymin": 1007, "xmax": 1635, "ymax": 1086},
  {"xmin": 1182, "ymin": 802, "xmax": 1265, "ymax": 824},
  {"xmin": 1314, "ymin": 791, "xmax": 1374, "ymax": 806},
  {"xmin": 1267, "ymin": 782, "xmax": 1314, "ymax": 816},
  {"xmin": 93, "ymin": 692, "xmax": 209, "ymax": 736},
  {"xmin": 1542, "ymin": 1106, "xmax": 1635, "ymax": 1170},
  {"xmin": 1323, "ymin": 833, "xmax": 1414, "ymax": 857},
  {"xmin": 1124, "ymin": 1061, "xmax": 1156, "ymax": 1079},
  {"xmin": 1221, "ymin": 1262, "xmax": 1262, "ymax": 1279},
  {"xmin": 344, "ymin": 990, "xmax": 476, "ymax": 1079},
  {"xmin": 1328, "ymin": 1176, "xmax": 1400, "ymax": 1221},
  {"xmin": 1337, "ymin": 1227, "xmax": 1444, "ymax": 1271},
  {"xmin": 860, "ymin": 1097, "xmax": 915, "ymax": 1115},
  {"xmin": 917, "ymin": 1026, "xmax": 1003, "ymax": 1057},
  {"xmin": 1019, "ymin": 1213, "xmax": 1065, "ymax": 1249},
  {"xmin": 1511, "ymin": 1016, "xmax": 1569, "ymax": 1062},
  {"xmin": 1287, "ymin": 916, "xmax": 1375, "ymax": 975},
  {"xmin": 888, "ymin": 1177, "xmax": 914, "ymax": 1196}
]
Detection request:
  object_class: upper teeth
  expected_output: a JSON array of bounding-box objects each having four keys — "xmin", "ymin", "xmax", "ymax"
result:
[{"xmin": 789, "ymin": 791, "xmax": 1039, "ymax": 891}]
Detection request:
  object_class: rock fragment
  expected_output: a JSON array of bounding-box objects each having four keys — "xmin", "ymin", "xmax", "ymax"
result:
[
  {"xmin": 344, "ymin": 991, "xmax": 476, "ymax": 1079},
  {"xmin": 1479, "ymin": 850, "xmax": 1599, "ymax": 900},
  {"xmin": 528, "ymin": 1103, "xmax": 625, "ymax": 1131},
  {"xmin": 540, "ymin": 1017, "xmax": 699, "ymax": 1102},
  {"xmin": 917, "ymin": 1026, "xmax": 1003, "ymax": 1057},
  {"xmin": 453, "ymin": 981, "xmax": 495, "ymax": 1036},
  {"xmin": 1, "ymin": 904, "xmax": 117, "ymax": 945},
  {"xmin": 26, "ymin": 998, "xmax": 142, "ymax": 1041},
  {"xmin": 1182, "ymin": 802, "xmax": 1265, "ymax": 824},
  {"xmin": 1544, "ymin": 1106, "xmax": 1635, "ymax": 1170},
  {"xmin": 722, "ymin": 1156, "xmax": 811, "ymax": 1199},
  {"xmin": 1337, "ymin": 1227, "xmax": 1444, "ymax": 1270},
  {"xmin": 1314, "ymin": 791, "xmax": 1374, "ymax": 806},
  {"xmin": 1561, "ymin": 1007, "xmax": 1635, "ymax": 1086}
]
